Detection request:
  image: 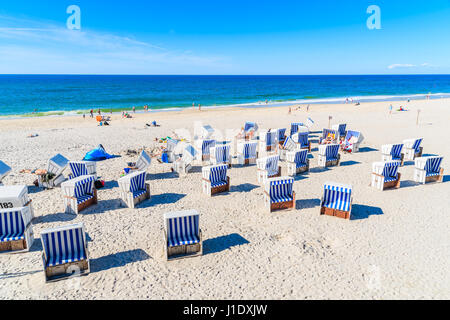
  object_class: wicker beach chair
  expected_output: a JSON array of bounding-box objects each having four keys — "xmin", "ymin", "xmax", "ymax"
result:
[
  {"xmin": 257, "ymin": 155, "xmax": 281, "ymax": 183},
  {"xmin": 332, "ymin": 123, "xmax": 347, "ymax": 139},
  {"xmin": 0, "ymin": 160, "xmax": 11, "ymax": 186},
  {"xmin": 341, "ymin": 130, "xmax": 364, "ymax": 153},
  {"xmin": 165, "ymin": 138, "xmax": 180, "ymax": 163},
  {"xmin": 276, "ymin": 128, "xmax": 287, "ymax": 145},
  {"xmin": 68, "ymin": 161, "xmax": 97, "ymax": 179},
  {"xmin": 318, "ymin": 144, "xmax": 341, "ymax": 167},
  {"xmin": 259, "ymin": 129, "xmax": 277, "ymax": 152},
  {"xmin": 172, "ymin": 144, "xmax": 198, "ymax": 175},
  {"xmin": 381, "ymin": 143, "xmax": 404, "ymax": 166},
  {"xmin": 286, "ymin": 149, "xmax": 310, "ymax": 176},
  {"xmin": 413, "ymin": 156, "xmax": 444, "ymax": 184},
  {"xmin": 290, "ymin": 122, "xmax": 304, "ymax": 136},
  {"xmin": 243, "ymin": 121, "xmax": 258, "ymax": 140},
  {"xmin": 319, "ymin": 128, "xmax": 339, "ymax": 144},
  {"xmin": 196, "ymin": 139, "xmax": 216, "ymax": 163},
  {"xmin": 371, "ymin": 161, "xmax": 401, "ymax": 191},
  {"xmin": 164, "ymin": 210, "xmax": 202, "ymax": 261},
  {"xmin": 41, "ymin": 223, "xmax": 90, "ymax": 282},
  {"xmin": 402, "ymin": 138, "xmax": 423, "ymax": 161},
  {"xmin": 320, "ymin": 182, "xmax": 353, "ymax": 220},
  {"xmin": 264, "ymin": 177, "xmax": 295, "ymax": 213},
  {"xmin": 126, "ymin": 150, "xmax": 151, "ymax": 173},
  {"xmin": 37, "ymin": 154, "xmax": 69, "ymax": 188},
  {"xmin": 0, "ymin": 206, "xmax": 34, "ymax": 254},
  {"xmin": 237, "ymin": 141, "xmax": 258, "ymax": 165},
  {"xmin": 0, "ymin": 185, "xmax": 34, "ymax": 218},
  {"xmin": 291, "ymin": 131, "xmax": 311, "ymax": 152},
  {"xmin": 210, "ymin": 144, "xmax": 231, "ymax": 168},
  {"xmin": 61, "ymin": 175, "xmax": 97, "ymax": 215},
  {"xmin": 118, "ymin": 171, "xmax": 150, "ymax": 208},
  {"xmin": 278, "ymin": 136, "xmax": 298, "ymax": 161},
  {"xmin": 202, "ymin": 164, "xmax": 230, "ymax": 196}
]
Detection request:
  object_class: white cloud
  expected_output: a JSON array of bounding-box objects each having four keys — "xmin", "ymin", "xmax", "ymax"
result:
[{"xmin": 388, "ymin": 63, "xmax": 437, "ymax": 70}]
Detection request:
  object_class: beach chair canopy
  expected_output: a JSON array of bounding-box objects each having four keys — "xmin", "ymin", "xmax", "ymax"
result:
[
  {"xmin": 48, "ymin": 154, "xmax": 69, "ymax": 176},
  {"xmin": 319, "ymin": 144, "xmax": 340, "ymax": 161},
  {"xmin": 0, "ymin": 206, "xmax": 32, "ymax": 242},
  {"xmin": 332, "ymin": 124, "xmax": 347, "ymax": 136},
  {"xmin": 382, "ymin": 144, "xmax": 404, "ymax": 160},
  {"xmin": 276, "ymin": 128, "xmax": 287, "ymax": 141},
  {"xmin": 69, "ymin": 161, "xmax": 94, "ymax": 178},
  {"xmin": 0, "ymin": 185, "xmax": 29, "ymax": 208},
  {"xmin": 239, "ymin": 141, "xmax": 258, "ymax": 159},
  {"xmin": 287, "ymin": 149, "xmax": 308, "ymax": 168},
  {"xmin": 322, "ymin": 128, "xmax": 338, "ymax": 140},
  {"xmin": 260, "ymin": 130, "xmax": 277, "ymax": 146},
  {"xmin": 290, "ymin": 122, "xmax": 304, "ymax": 135},
  {"xmin": 200, "ymin": 125, "xmax": 215, "ymax": 139},
  {"xmin": 211, "ymin": 144, "xmax": 230, "ymax": 163},
  {"xmin": 83, "ymin": 145, "xmax": 114, "ymax": 161},
  {"xmin": 119, "ymin": 170, "xmax": 147, "ymax": 198},
  {"xmin": 415, "ymin": 156, "xmax": 443, "ymax": 176},
  {"xmin": 61, "ymin": 175, "xmax": 95, "ymax": 201},
  {"xmin": 265, "ymin": 177, "xmax": 294, "ymax": 203},
  {"xmin": 345, "ymin": 130, "xmax": 364, "ymax": 144},
  {"xmin": 164, "ymin": 210, "xmax": 200, "ymax": 248},
  {"xmin": 136, "ymin": 150, "xmax": 151, "ymax": 171},
  {"xmin": 282, "ymin": 137, "xmax": 297, "ymax": 151},
  {"xmin": 201, "ymin": 139, "xmax": 216, "ymax": 156},
  {"xmin": 258, "ymin": 155, "xmax": 280, "ymax": 176},
  {"xmin": 322, "ymin": 182, "xmax": 352, "ymax": 212},
  {"xmin": 166, "ymin": 138, "xmax": 179, "ymax": 152},
  {"xmin": 41, "ymin": 223, "xmax": 87, "ymax": 267},
  {"xmin": 182, "ymin": 144, "xmax": 198, "ymax": 164},
  {"xmin": 244, "ymin": 121, "xmax": 258, "ymax": 133},
  {"xmin": 291, "ymin": 132, "xmax": 309, "ymax": 148},
  {"xmin": 373, "ymin": 161, "xmax": 401, "ymax": 182},
  {"xmin": 403, "ymin": 138, "xmax": 423, "ymax": 153},
  {"xmin": 203, "ymin": 164, "xmax": 228, "ymax": 187},
  {"xmin": 0, "ymin": 160, "xmax": 12, "ymax": 182}
]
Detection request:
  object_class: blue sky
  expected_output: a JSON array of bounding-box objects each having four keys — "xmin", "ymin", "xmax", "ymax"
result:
[{"xmin": 0, "ymin": 0, "xmax": 449, "ymax": 74}]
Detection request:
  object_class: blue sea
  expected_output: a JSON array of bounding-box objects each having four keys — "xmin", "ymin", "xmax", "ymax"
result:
[{"xmin": 1, "ymin": 75, "xmax": 450, "ymax": 116}]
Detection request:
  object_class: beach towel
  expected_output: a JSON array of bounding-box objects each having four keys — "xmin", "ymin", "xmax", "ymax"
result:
[{"xmin": 83, "ymin": 145, "xmax": 116, "ymax": 161}]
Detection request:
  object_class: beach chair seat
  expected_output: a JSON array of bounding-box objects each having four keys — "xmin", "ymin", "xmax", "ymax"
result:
[
  {"xmin": 68, "ymin": 161, "xmax": 97, "ymax": 179},
  {"xmin": 237, "ymin": 141, "xmax": 258, "ymax": 165},
  {"xmin": 291, "ymin": 131, "xmax": 311, "ymax": 152},
  {"xmin": 172, "ymin": 144, "xmax": 197, "ymax": 175},
  {"xmin": 371, "ymin": 161, "xmax": 401, "ymax": 190},
  {"xmin": 341, "ymin": 130, "xmax": 364, "ymax": 153},
  {"xmin": 320, "ymin": 128, "xmax": 339, "ymax": 144},
  {"xmin": 414, "ymin": 156, "xmax": 444, "ymax": 184},
  {"xmin": 61, "ymin": 175, "xmax": 97, "ymax": 215},
  {"xmin": 0, "ymin": 206, "xmax": 34, "ymax": 254},
  {"xmin": 195, "ymin": 139, "xmax": 216, "ymax": 163},
  {"xmin": 257, "ymin": 155, "xmax": 281, "ymax": 183},
  {"xmin": 276, "ymin": 128, "xmax": 287, "ymax": 145},
  {"xmin": 202, "ymin": 164, "xmax": 230, "ymax": 196},
  {"xmin": 381, "ymin": 143, "xmax": 404, "ymax": 166},
  {"xmin": 318, "ymin": 144, "xmax": 341, "ymax": 167},
  {"xmin": 286, "ymin": 149, "xmax": 310, "ymax": 176},
  {"xmin": 164, "ymin": 210, "xmax": 202, "ymax": 260},
  {"xmin": 41, "ymin": 223, "xmax": 90, "ymax": 282},
  {"xmin": 264, "ymin": 177, "xmax": 295, "ymax": 213},
  {"xmin": 402, "ymin": 138, "xmax": 423, "ymax": 161},
  {"xmin": 0, "ymin": 160, "xmax": 11, "ymax": 186},
  {"xmin": 332, "ymin": 124, "xmax": 347, "ymax": 139},
  {"xmin": 210, "ymin": 144, "xmax": 231, "ymax": 168},
  {"xmin": 290, "ymin": 122, "xmax": 304, "ymax": 136},
  {"xmin": 259, "ymin": 130, "xmax": 277, "ymax": 152},
  {"xmin": 118, "ymin": 171, "xmax": 150, "ymax": 208},
  {"xmin": 278, "ymin": 136, "xmax": 298, "ymax": 161},
  {"xmin": 320, "ymin": 182, "xmax": 353, "ymax": 220},
  {"xmin": 37, "ymin": 154, "xmax": 69, "ymax": 188}
]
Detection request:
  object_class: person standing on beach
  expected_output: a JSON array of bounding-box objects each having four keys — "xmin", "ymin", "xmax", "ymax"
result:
[
  {"xmin": 90, "ymin": 109, "xmax": 93, "ymax": 118},
  {"xmin": 389, "ymin": 104, "xmax": 393, "ymax": 114},
  {"xmin": 133, "ymin": 106, "xmax": 136, "ymax": 113},
  {"xmin": 288, "ymin": 107, "xmax": 291, "ymax": 114},
  {"xmin": 307, "ymin": 104, "xmax": 310, "ymax": 112},
  {"xmin": 198, "ymin": 104, "xmax": 201, "ymax": 111},
  {"xmin": 98, "ymin": 108, "xmax": 101, "ymax": 115}
]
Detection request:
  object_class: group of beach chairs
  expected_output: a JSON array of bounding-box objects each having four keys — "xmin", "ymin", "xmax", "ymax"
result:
[{"xmin": 0, "ymin": 120, "xmax": 445, "ymax": 283}]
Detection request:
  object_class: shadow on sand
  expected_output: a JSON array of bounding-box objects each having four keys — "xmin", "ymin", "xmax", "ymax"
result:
[
  {"xmin": 90, "ymin": 249, "xmax": 151, "ymax": 273},
  {"xmin": 351, "ymin": 204, "xmax": 384, "ymax": 220},
  {"xmin": 203, "ymin": 233, "xmax": 250, "ymax": 255}
]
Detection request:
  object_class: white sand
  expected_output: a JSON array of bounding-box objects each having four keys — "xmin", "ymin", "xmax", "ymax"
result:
[{"xmin": 0, "ymin": 98, "xmax": 449, "ymax": 300}]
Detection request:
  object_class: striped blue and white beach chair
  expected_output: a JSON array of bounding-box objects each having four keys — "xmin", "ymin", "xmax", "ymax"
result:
[
  {"xmin": 237, "ymin": 141, "xmax": 258, "ymax": 165},
  {"xmin": 320, "ymin": 128, "xmax": 339, "ymax": 144},
  {"xmin": 257, "ymin": 155, "xmax": 281, "ymax": 183},
  {"xmin": 164, "ymin": 210, "xmax": 202, "ymax": 260},
  {"xmin": 276, "ymin": 128, "xmax": 287, "ymax": 145},
  {"xmin": 381, "ymin": 143, "xmax": 404, "ymax": 165},
  {"xmin": 264, "ymin": 177, "xmax": 295, "ymax": 212},
  {"xmin": 403, "ymin": 138, "xmax": 424, "ymax": 161},
  {"xmin": 118, "ymin": 170, "xmax": 150, "ymax": 208},
  {"xmin": 320, "ymin": 182, "xmax": 353, "ymax": 219},
  {"xmin": 259, "ymin": 130, "xmax": 277, "ymax": 152},
  {"xmin": 127, "ymin": 150, "xmax": 151, "ymax": 173},
  {"xmin": 38, "ymin": 154, "xmax": 69, "ymax": 188},
  {"xmin": 341, "ymin": 130, "xmax": 364, "ymax": 153},
  {"xmin": 202, "ymin": 164, "xmax": 230, "ymax": 196},
  {"xmin": 172, "ymin": 144, "xmax": 198, "ymax": 175},
  {"xmin": 0, "ymin": 206, "xmax": 34, "ymax": 254},
  {"xmin": 318, "ymin": 144, "xmax": 340, "ymax": 167},
  {"xmin": 197, "ymin": 139, "xmax": 216, "ymax": 162},
  {"xmin": 69, "ymin": 161, "xmax": 97, "ymax": 179},
  {"xmin": 291, "ymin": 131, "xmax": 311, "ymax": 151},
  {"xmin": 61, "ymin": 175, "xmax": 97, "ymax": 215},
  {"xmin": 290, "ymin": 122, "xmax": 304, "ymax": 136},
  {"xmin": 0, "ymin": 160, "xmax": 11, "ymax": 186},
  {"xmin": 165, "ymin": 138, "xmax": 180, "ymax": 163},
  {"xmin": 371, "ymin": 161, "xmax": 401, "ymax": 190},
  {"xmin": 332, "ymin": 124, "xmax": 347, "ymax": 138},
  {"xmin": 41, "ymin": 223, "xmax": 90, "ymax": 282},
  {"xmin": 414, "ymin": 156, "xmax": 444, "ymax": 184},
  {"xmin": 210, "ymin": 144, "xmax": 231, "ymax": 168},
  {"xmin": 278, "ymin": 136, "xmax": 298, "ymax": 161},
  {"xmin": 286, "ymin": 149, "xmax": 310, "ymax": 176}
]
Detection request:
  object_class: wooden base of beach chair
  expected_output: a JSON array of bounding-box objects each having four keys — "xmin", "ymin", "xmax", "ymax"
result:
[
  {"xmin": 65, "ymin": 190, "xmax": 98, "ymax": 215},
  {"xmin": 203, "ymin": 177, "xmax": 230, "ymax": 196},
  {"xmin": 403, "ymin": 147, "xmax": 423, "ymax": 161},
  {"xmin": 202, "ymin": 155, "xmax": 211, "ymax": 162},
  {"xmin": 287, "ymin": 162, "xmax": 310, "ymax": 176},
  {"xmin": 0, "ymin": 239, "xmax": 26, "ymax": 252},
  {"xmin": 318, "ymin": 154, "xmax": 341, "ymax": 168},
  {"xmin": 425, "ymin": 168, "xmax": 444, "ymax": 184},
  {"xmin": 320, "ymin": 206, "xmax": 351, "ymax": 220},
  {"xmin": 124, "ymin": 184, "xmax": 151, "ymax": 208},
  {"xmin": 266, "ymin": 192, "xmax": 296, "ymax": 213},
  {"xmin": 371, "ymin": 173, "xmax": 401, "ymax": 191},
  {"xmin": 257, "ymin": 166, "xmax": 281, "ymax": 183},
  {"xmin": 44, "ymin": 259, "xmax": 90, "ymax": 283},
  {"xmin": 165, "ymin": 231, "xmax": 203, "ymax": 261}
]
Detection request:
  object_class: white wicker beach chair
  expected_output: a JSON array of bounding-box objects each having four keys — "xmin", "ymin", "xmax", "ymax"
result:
[
  {"xmin": 381, "ymin": 143, "xmax": 404, "ymax": 165},
  {"xmin": 37, "ymin": 154, "xmax": 69, "ymax": 188},
  {"xmin": 318, "ymin": 144, "xmax": 341, "ymax": 167},
  {"xmin": 237, "ymin": 141, "xmax": 258, "ymax": 165},
  {"xmin": 291, "ymin": 131, "xmax": 311, "ymax": 152},
  {"xmin": 210, "ymin": 144, "xmax": 231, "ymax": 168},
  {"xmin": 402, "ymin": 138, "xmax": 423, "ymax": 161},
  {"xmin": 264, "ymin": 177, "xmax": 295, "ymax": 213},
  {"xmin": 320, "ymin": 182, "xmax": 353, "ymax": 220},
  {"xmin": 341, "ymin": 130, "xmax": 364, "ymax": 153},
  {"xmin": 68, "ymin": 161, "xmax": 97, "ymax": 179},
  {"xmin": 371, "ymin": 161, "xmax": 401, "ymax": 191},
  {"xmin": 172, "ymin": 144, "xmax": 198, "ymax": 175},
  {"xmin": 127, "ymin": 150, "xmax": 151, "ymax": 173},
  {"xmin": 118, "ymin": 171, "xmax": 150, "ymax": 208},
  {"xmin": 278, "ymin": 136, "xmax": 298, "ymax": 161},
  {"xmin": 0, "ymin": 160, "xmax": 11, "ymax": 186},
  {"xmin": 286, "ymin": 149, "xmax": 310, "ymax": 176},
  {"xmin": 276, "ymin": 128, "xmax": 287, "ymax": 145},
  {"xmin": 332, "ymin": 123, "xmax": 347, "ymax": 138},
  {"xmin": 202, "ymin": 164, "xmax": 230, "ymax": 196},
  {"xmin": 195, "ymin": 139, "xmax": 216, "ymax": 163},
  {"xmin": 243, "ymin": 121, "xmax": 258, "ymax": 140},
  {"xmin": 0, "ymin": 205, "xmax": 34, "ymax": 254},
  {"xmin": 257, "ymin": 155, "xmax": 281, "ymax": 183},
  {"xmin": 413, "ymin": 156, "xmax": 444, "ymax": 184},
  {"xmin": 165, "ymin": 138, "xmax": 180, "ymax": 163},
  {"xmin": 0, "ymin": 185, "xmax": 34, "ymax": 218},
  {"xmin": 319, "ymin": 128, "xmax": 339, "ymax": 144},
  {"xmin": 61, "ymin": 175, "xmax": 97, "ymax": 215},
  {"xmin": 259, "ymin": 129, "xmax": 277, "ymax": 152},
  {"xmin": 290, "ymin": 122, "xmax": 304, "ymax": 136},
  {"xmin": 41, "ymin": 223, "xmax": 90, "ymax": 282},
  {"xmin": 164, "ymin": 210, "xmax": 202, "ymax": 261}
]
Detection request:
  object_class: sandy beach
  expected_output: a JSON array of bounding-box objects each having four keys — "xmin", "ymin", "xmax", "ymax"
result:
[{"xmin": 0, "ymin": 98, "xmax": 449, "ymax": 300}]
